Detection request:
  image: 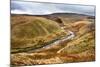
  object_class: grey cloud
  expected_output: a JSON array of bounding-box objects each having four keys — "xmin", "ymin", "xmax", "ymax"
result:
[{"xmin": 11, "ymin": 1, "xmax": 95, "ymax": 16}]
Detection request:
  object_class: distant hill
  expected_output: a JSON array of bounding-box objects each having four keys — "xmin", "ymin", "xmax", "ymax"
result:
[
  {"xmin": 12, "ymin": 13, "xmax": 94, "ymax": 26},
  {"xmin": 11, "ymin": 13, "xmax": 91, "ymax": 17}
]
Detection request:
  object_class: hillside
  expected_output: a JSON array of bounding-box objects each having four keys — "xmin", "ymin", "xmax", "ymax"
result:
[
  {"xmin": 11, "ymin": 15, "xmax": 67, "ymax": 51},
  {"xmin": 11, "ymin": 13, "xmax": 95, "ymax": 66},
  {"xmin": 12, "ymin": 13, "xmax": 91, "ymax": 25}
]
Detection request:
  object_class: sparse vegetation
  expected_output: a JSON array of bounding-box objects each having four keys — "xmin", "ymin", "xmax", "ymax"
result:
[{"xmin": 11, "ymin": 13, "xmax": 95, "ymax": 66}]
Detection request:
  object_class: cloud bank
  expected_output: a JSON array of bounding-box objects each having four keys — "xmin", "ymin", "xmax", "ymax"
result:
[{"xmin": 11, "ymin": 1, "xmax": 95, "ymax": 16}]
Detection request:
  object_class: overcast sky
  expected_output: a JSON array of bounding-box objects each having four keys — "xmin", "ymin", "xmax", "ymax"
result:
[{"xmin": 11, "ymin": 1, "xmax": 95, "ymax": 16}]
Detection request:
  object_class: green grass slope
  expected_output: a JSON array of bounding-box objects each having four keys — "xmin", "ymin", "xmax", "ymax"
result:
[{"xmin": 11, "ymin": 15, "xmax": 63, "ymax": 50}]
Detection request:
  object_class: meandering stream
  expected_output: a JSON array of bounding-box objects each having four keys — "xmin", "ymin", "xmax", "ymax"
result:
[
  {"xmin": 29, "ymin": 30, "xmax": 75, "ymax": 52},
  {"xmin": 12, "ymin": 30, "xmax": 75, "ymax": 53}
]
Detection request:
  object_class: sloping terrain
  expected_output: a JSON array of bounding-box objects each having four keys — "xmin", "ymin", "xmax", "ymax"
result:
[
  {"xmin": 11, "ymin": 15, "xmax": 67, "ymax": 53},
  {"xmin": 11, "ymin": 13, "xmax": 95, "ymax": 66}
]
